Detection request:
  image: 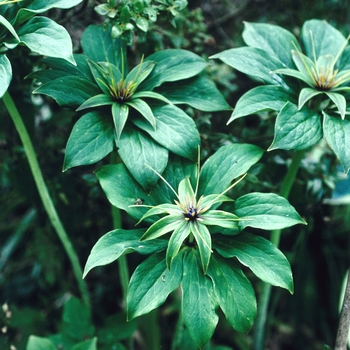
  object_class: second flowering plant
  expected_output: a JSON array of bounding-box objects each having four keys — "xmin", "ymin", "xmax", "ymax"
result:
[{"xmin": 212, "ymin": 19, "xmax": 350, "ymax": 173}]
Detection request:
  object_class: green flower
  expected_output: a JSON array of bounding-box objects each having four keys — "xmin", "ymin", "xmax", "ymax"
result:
[
  {"xmin": 136, "ymin": 159, "xmax": 246, "ymax": 272},
  {"xmin": 76, "ymin": 56, "xmax": 171, "ymax": 139},
  {"xmin": 273, "ymin": 33, "xmax": 350, "ymax": 119}
]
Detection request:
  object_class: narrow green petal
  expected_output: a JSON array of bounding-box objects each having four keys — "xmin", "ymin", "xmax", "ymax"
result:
[
  {"xmin": 136, "ymin": 204, "xmax": 181, "ymax": 224},
  {"xmin": 190, "ymin": 222, "xmax": 212, "ymax": 273},
  {"xmin": 199, "ymin": 194, "xmax": 235, "ymax": 210},
  {"xmin": 325, "ymin": 91, "xmax": 346, "ymax": 119},
  {"xmin": 200, "ymin": 210, "xmax": 240, "ymax": 230},
  {"xmin": 273, "ymin": 68, "xmax": 314, "ymax": 87},
  {"xmin": 166, "ymin": 221, "xmax": 191, "ymax": 269},
  {"xmin": 76, "ymin": 94, "xmax": 114, "ymax": 111},
  {"xmin": 141, "ymin": 215, "xmax": 183, "ymax": 241},
  {"xmin": 112, "ymin": 102, "xmax": 129, "ymax": 139},
  {"xmin": 177, "ymin": 177, "xmax": 195, "ymax": 205},
  {"xmin": 132, "ymin": 91, "xmax": 172, "ymax": 104},
  {"xmin": 298, "ymin": 87, "xmax": 323, "ymax": 110},
  {"xmin": 126, "ymin": 98, "xmax": 156, "ymax": 130}
]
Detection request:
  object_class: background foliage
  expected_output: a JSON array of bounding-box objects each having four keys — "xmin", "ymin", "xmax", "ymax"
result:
[{"xmin": 1, "ymin": 0, "xmax": 350, "ymax": 349}]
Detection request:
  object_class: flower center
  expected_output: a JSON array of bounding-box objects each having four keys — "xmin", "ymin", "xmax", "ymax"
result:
[{"xmin": 184, "ymin": 207, "xmax": 198, "ymax": 221}]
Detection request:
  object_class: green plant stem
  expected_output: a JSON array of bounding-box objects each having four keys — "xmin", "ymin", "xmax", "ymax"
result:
[
  {"xmin": 3, "ymin": 90, "xmax": 91, "ymax": 315},
  {"xmin": 110, "ymin": 151, "xmax": 129, "ymax": 304},
  {"xmin": 253, "ymin": 149, "xmax": 305, "ymax": 350},
  {"xmin": 335, "ymin": 270, "xmax": 350, "ymax": 350}
]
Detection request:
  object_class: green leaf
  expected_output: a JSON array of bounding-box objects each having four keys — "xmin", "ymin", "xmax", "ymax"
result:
[
  {"xmin": 177, "ymin": 177, "xmax": 195, "ymax": 203},
  {"xmin": 134, "ymin": 0, "xmax": 145, "ymax": 14},
  {"xmin": 160, "ymin": 74, "xmax": 232, "ymax": 112},
  {"xmin": 243, "ymin": 22, "xmax": 300, "ymax": 68},
  {"xmin": 83, "ymin": 229, "xmax": 167, "ymax": 277},
  {"xmin": 127, "ymin": 98, "xmax": 156, "ymax": 129},
  {"xmin": 229, "ymin": 85, "xmax": 294, "ymax": 123},
  {"xmin": 127, "ymin": 251, "xmax": 183, "ymax": 319},
  {"xmin": 141, "ymin": 215, "xmax": 183, "ymax": 240},
  {"xmin": 191, "ymin": 222, "xmax": 212, "ymax": 273},
  {"xmin": 199, "ymin": 143, "xmax": 264, "ymax": 195},
  {"xmin": 15, "ymin": 0, "xmax": 83, "ymax": 25},
  {"xmin": 81, "ymin": 25, "xmax": 125, "ymax": 67},
  {"xmin": 207, "ymin": 254, "xmax": 256, "ymax": 333},
  {"xmin": 323, "ymin": 111, "xmax": 350, "ymax": 173},
  {"xmin": 88, "ymin": 60, "xmax": 114, "ymax": 95},
  {"xmin": 126, "ymin": 60, "xmax": 155, "ymax": 89},
  {"xmin": 132, "ymin": 90, "xmax": 172, "ymax": 104},
  {"xmin": 63, "ymin": 111, "xmax": 114, "ymax": 171},
  {"xmin": 210, "ymin": 47, "xmax": 286, "ymax": 86},
  {"xmin": 77, "ymin": 94, "xmax": 115, "ymax": 110},
  {"xmin": 0, "ymin": 14, "xmax": 20, "ymax": 41},
  {"xmin": 291, "ymin": 49, "xmax": 317, "ymax": 82},
  {"xmin": 269, "ymin": 102, "xmax": 322, "ymax": 151},
  {"xmin": 120, "ymin": 5, "xmax": 131, "ymax": 23},
  {"xmin": 62, "ymin": 297, "xmax": 94, "ymax": 341},
  {"xmin": 298, "ymin": 87, "xmax": 323, "ymax": 109},
  {"xmin": 117, "ymin": 128, "xmax": 169, "ymax": 192},
  {"xmin": 214, "ymin": 233, "xmax": 294, "ymax": 293},
  {"xmin": 136, "ymin": 16, "xmax": 148, "ymax": 32},
  {"xmin": 112, "ymin": 102, "xmax": 129, "ymax": 139},
  {"xmin": 166, "ymin": 220, "xmax": 191, "ymax": 269},
  {"xmin": 17, "ymin": 17, "xmax": 75, "ymax": 64},
  {"xmin": 33, "ymin": 76, "xmax": 100, "ymax": 108},
  {"xmin": 325, "ymin": 91, "xmax": 346, "ymax": 120},
  {"xmin": 181, "ymin": 249, "xmax": 218, "ymax": 349},
  {"xmin": 71, "ymin": 338, "xmax": 97, "ymax": 350},
  {"xmin": 140, "ymin": 49, "xmax": 208, "ymax": 90},
  {"xmin": 136, "ymin": 204, "xmax": 181, "ymax": 224},
  {"xmin": 133, "ymin": 104, "xmax": 200, "ymax": 161},
  {"xmin": 273, "ymin": 67, "xmax": 314, "ymax": 87},
  {"xmin": 302, "ymin": 19, "xmax": 347, "ymax": 59},
  {"xmin": 96, "ymin": 163, "xmax": 156, "ymax": 221},
  {"xmin": 233, "ymin": 192, "xmax": 306, "ymax": 230},
  {"xmin": 0, "ymin": 54, "xmax": 12, "ymax": 98},
  {"xmin": 200, "ymin": 210, "xmax": 240, "ymax": 230},
  {"xmin": 26, "ymin": 336, "xmax": 56, "ymax": 350}
]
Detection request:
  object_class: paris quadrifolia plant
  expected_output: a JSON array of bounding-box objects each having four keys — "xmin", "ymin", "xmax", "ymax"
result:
[
  {"xmin": 211, "ymin": 19, "xmax": 350, "ymax": 173},
  {"xmin": 84, "ymin": 143, "xmax": 306, "ymax": 348}
]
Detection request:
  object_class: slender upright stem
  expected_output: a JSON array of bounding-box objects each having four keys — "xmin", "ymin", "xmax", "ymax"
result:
[
  {"xmin": 110, "ymin": 151, "xmax": 129, "ymax": 303},
  {"xmin": 253, "ymin": 149, "xmax": 305, "ymax": 350},
  {"xmin": 335, "ymin": 270, "xmax": 350, "ymax": 350},
  {"xmin": 3, "ymin": 90, "xmax": 91, "ymax": 314}
]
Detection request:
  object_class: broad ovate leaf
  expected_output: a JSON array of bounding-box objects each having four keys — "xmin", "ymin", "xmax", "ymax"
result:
[
  {"xmin": 83, "ymin": 229, "xmax": 167, "ymax": 278},
  {"xmin": 17, "ymin": 16, "xmax": 75, "ymax": 64},
  {"xmin": 210, "ymin": 47, "xmax": 286, "ymax": 86},
  {"xmin": 133, "ymin": 104, "xmax": 200, "ymax": 161},
  {"xmin": 323, "ymin": 111, "xmax": 350, "ymax": 174},
  {"xmin": 127, "ymin": 251, "xmax": 183, "ymax": 319},
  {"xmin": 0, "ymin": 54, "xmax": 12, "ymax": 97},
  {"xmin": 233, "ymin": 192, "xmax": 306, "ymax": 230},
  {"xmin": 181, "ymin": 249, "xmax": 218, "ymax": 349},
  {"xmin": 140, "ymin": 49, "xmax": 208, "ymax": 90},
  {"xmin": 230, "ymin": 85, "xmax": 294, "ymax": 122},
  {"xmin": 63, "ymin": 111, "xmax": 114, "ymax": 171},
  {"xmin": 117, "ymin": 128, "xmax": 169, "ymax": 192},
  {"xmin": 214, "ymin": 233, "xmax": 294, "ymax": 293},
  {"xmin": 301, "ymin": 19, "xmax": 347, "ymax": 59},
  {"xmin": 269, "ymin": 102, "xmax": 322, "ymax": 151},
  {"xmin": 207, "ymin": 254, "xmax": 256, "ymax": 333},
  {"xmin": 199, "ymin": 143, "xmax": 264, "ymax": 195},
  {"xmin": 243, "ymin": 21, "xmax": 300, "ymax": 69}
]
